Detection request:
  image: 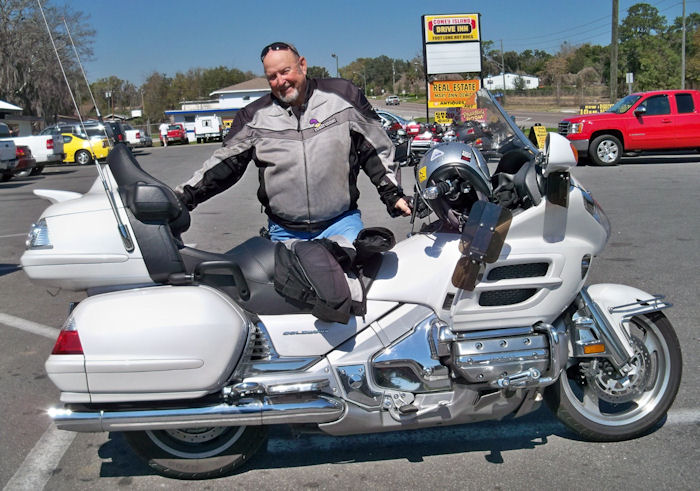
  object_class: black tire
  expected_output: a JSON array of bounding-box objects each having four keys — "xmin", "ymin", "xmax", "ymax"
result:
[
  {"xmin": 75, "ymin": 149, "xmax": 92, "ymax": 165},
  {"xmin": 123, "ymin": 425, "xmax": 267, "ymax": 480},
  {"xmin": 545, "ymin": 312, "xmax": 682, "ymax": 442},
  {"xmin": 29, "ymin": 165, "xmax": 44, "ymax": 176},
  {"xmin": 589, "ymin": 134, "xmax": 622, "ymax": 166},
  {"xmin": 1, "ymin": 172, "xmax": 13, "ymax": 182}
]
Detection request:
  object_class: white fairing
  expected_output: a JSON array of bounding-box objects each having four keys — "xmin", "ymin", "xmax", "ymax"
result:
[
  {"xmin": 45, "ymin": 285, "xmax": 249, "ymax": 403},
  {"xmin": 21, "ymin": 166, "xmax": 153, "ymax": 290},
  {"xmin": 544, "ymin": 132, "xmax": 578, "ymax": 175},
  {"xmin": 370, "ymin": 186, "xmax": 608, "ymax": 331},
  {"xmin": 258, "ymin": 300, "xmax": 399, "ymax": 357}
]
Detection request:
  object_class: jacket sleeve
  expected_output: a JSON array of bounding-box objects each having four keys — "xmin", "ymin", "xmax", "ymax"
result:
[
  {"xmin": 347, "ymin": 88, "xmax": 406, "ymax": 216},
  {"xmin": 175, "ymin": 109, "xmax": 255, "ymax": 211}
]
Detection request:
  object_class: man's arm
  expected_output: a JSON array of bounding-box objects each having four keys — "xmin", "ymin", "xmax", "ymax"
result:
[{"xmin": 175, "ymin": 110, "xmax": 254, "ymax": 211}]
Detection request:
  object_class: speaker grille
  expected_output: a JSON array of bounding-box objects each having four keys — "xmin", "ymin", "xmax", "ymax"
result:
[
  {"xmin": 487, "ymin": 263, "xmax": 548, "ymax": 281},
  {"xmin": 479, "ymin": 289, "xmax": 537, "ymax": 306}
]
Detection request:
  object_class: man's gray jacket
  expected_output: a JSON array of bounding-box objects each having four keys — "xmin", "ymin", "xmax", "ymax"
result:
[{"xmin": 176, "ymin": 78, "xmax": 404, "ymax": 232}]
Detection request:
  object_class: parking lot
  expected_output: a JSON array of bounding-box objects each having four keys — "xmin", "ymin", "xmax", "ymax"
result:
[{"xmin": 1, "ymin": 144, "xmax": 699, "ymax": 489}]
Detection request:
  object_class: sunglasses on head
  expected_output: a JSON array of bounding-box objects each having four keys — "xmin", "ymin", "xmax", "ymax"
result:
[{"xmin": 260, "ymin": 42, "xmax": 299, "ymax": 61}]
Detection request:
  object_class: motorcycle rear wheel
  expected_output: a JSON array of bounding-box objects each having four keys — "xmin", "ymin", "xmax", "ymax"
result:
[
  {"xmin": 123, "ymin": 425, "xmax": 267, "ymax": 480},
  {"xmin": 546, "ymin": 312, "xmax": 682, "ymax": 442}
]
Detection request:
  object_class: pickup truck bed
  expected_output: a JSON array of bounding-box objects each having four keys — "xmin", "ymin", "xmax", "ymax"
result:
[
  {"xmin": 0, "ymin": 122, "xmax": 64, "ymax": 175},
  {"xmin": 559, "ymin": 89, "xmax": 700, "ymax": 165}
]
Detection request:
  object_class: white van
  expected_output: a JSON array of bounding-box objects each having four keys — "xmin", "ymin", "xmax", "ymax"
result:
[{"xmin": 194, "ymin": 115, "xmax": 223, "ymax": 143}]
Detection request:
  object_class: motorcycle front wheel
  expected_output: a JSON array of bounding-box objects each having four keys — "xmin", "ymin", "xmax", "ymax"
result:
[
  {"xmin": 123, "ymin": 425, "xmax": 267, "ymax": 480},
  {"xmin": 546, "ymin": 312, "xmax": 682, "ymax": 442}
]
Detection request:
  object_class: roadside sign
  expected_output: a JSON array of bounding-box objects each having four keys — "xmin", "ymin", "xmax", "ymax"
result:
[
  {"xmin": 424, "ymin": 14, "xmax": 480, "ymax": 43},
  {"xmin": 428, "ymin": 79, "xmax": 480, "ymax": 108},
  {"xmin": 529, "ymin": 124, "xmax": 548, "ymax": 149},
  {"xmin": 422, "ymin": 13, "xmax": 482, "ymax": 75}
]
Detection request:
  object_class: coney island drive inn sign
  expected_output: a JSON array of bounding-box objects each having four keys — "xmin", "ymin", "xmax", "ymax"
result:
[{"xmin": 422, "ymin": 14, "xmax": 482, "ymax": 75}]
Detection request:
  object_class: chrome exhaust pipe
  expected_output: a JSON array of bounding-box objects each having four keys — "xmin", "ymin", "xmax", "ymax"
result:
[{"xmin": 49, "ymin": 394, "xmax": 345, "ymax": 432}]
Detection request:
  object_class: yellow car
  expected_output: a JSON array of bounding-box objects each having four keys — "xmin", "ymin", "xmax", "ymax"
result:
[{"xmin": 61, "ymin": 132, "xmax": 110, "ymax": 165}]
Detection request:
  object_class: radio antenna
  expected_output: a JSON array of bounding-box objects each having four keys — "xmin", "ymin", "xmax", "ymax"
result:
[
  {"xmin": 63, "ymin": 17, "xmax": 110, "ymax": 143},
  {"xmin": 36, "ymin": 0, "xmax": 134, "ymax": 252}
]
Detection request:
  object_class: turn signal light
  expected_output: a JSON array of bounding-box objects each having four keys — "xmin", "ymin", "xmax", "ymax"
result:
[
  {"xmin": 583, "ymin": 343, "xmax": 605, "ymax": 355},
  {"xmin": 52, "ymin": 330, "xmax": 84, "ymax": 355}
]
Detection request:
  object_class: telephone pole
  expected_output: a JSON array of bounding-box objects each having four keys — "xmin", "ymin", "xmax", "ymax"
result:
[
  {"xmin": 610, "ymin": 0, "xmax": 619, "ymax": 102},
  {"xmin": 681, "ymin": 0, "xmax": 686, "ymax": 89}
]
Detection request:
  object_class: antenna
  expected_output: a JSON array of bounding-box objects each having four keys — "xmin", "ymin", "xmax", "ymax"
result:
[
  {"xmin": 36, "ymin": 0, "xmax": 134, "ymax": 252},
  {"xmin": 63, "ymin": 17, "xmax": 110, "ymax": 143}
]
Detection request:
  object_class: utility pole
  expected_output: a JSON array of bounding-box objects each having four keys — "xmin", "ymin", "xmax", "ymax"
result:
[
  {"xmin": 681, "ymin": 0, "xmax": 686, "ymax": 89},
  {"xmin": 610, "ymin": 0, "xmax": 619, "ymax": 102},
  {"xmin": 392, "ymin": 60, "xmax": 396, "ymax": 93},
  {"xmin": 500, "ymin": 39, "xmax": 506, "ymax": 101}
]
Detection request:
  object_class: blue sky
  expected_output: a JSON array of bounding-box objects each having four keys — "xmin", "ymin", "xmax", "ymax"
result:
[{"xmin": 62, "ymin": 0, "xmax": 695, "ymax": 85}]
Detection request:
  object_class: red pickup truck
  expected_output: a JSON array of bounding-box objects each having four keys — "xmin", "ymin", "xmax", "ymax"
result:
[
  {"xmin": 161, "ymin": 123, "xmax": 189, "ymax": 145},
  {"xmin": 558, "ymin": 90, "xmax": 700, "ymax": 165}
]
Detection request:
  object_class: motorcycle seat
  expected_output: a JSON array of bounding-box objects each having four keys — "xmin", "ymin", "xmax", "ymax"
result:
[
  {"xmin": 180, "ymin": 236, "xmax": 385, "ymax": 317},
  {"xmin": 180, "ymin": 237, "xmax": 307, "ymax": 315}
]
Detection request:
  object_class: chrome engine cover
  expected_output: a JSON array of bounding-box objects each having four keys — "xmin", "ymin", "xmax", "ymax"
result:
[{"xmin": 452, "ymin": 332, "xmax": 550, "ymax": 384}]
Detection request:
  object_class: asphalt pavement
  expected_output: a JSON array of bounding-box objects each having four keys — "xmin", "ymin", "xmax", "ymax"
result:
[{"xmin": 0, "ymin": 143, "xmax": 698, "ymax": 490}]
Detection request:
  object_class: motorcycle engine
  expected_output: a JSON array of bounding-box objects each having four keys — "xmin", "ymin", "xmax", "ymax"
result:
[{"xmin": 371, "ymin": 313, "xmax": 564, "ymax": 392}]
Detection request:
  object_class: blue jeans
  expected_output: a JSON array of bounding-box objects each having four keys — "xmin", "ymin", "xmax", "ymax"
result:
[{"xmin": 268, "ymin": 210, "xmax": 363, "ymax": 243}]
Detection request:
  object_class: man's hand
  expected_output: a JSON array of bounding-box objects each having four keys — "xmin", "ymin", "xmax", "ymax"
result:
[{"xmin": 394, "ymin": 197, "xmax": 412, "ymax": 216}]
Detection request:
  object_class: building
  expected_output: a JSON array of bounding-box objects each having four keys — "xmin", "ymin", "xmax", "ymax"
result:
[
  {"xmin": 0, "ymin": 100, "xmax": 42, "ymax": 135},
  {"xmin": 483, "ymin": 73, "xmax": 539, "ymax": 91},
  {"xmin": 165, "ymin": 78, "xmax": 270, "ymax": 141}
]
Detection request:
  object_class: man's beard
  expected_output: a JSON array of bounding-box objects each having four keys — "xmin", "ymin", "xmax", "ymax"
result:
[{"xmin": 277, "ymin": 87, "xmax": 299, "ymax": 104}]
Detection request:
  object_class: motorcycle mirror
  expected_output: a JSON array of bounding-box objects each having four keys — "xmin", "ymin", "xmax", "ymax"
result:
[
  {"xmin": 452, "ymin": 201, "xmax": 512, "ymax": 291},
  {"xmin": 543, "ymin": 132, "xmax": 577, "ymax": 176}
]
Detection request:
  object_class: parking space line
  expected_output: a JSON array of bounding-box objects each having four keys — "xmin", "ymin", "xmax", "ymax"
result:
[
  {"xmin": 3, "ymin": 424, "xmax": 76, "ymax": 491},
  {"xmin": 0, "ymin": 233, "xmax": 27, "ymax": 239},
  {"xmin": 0, "ymin": 313, "xmax": 58, "ymax": 339}
]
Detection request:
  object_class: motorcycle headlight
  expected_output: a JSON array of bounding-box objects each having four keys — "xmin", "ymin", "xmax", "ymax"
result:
[{"xmin": 26, "ymin": 218, "xmax": 52, "ymax": 249}]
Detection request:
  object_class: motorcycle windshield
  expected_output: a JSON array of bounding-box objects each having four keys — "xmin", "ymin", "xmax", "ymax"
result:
[{"xmin": 461, "ymin": 89, "xmax": 539, "ymax": 162}]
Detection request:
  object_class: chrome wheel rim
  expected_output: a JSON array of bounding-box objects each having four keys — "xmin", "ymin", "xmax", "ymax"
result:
[
  {"xmin": 146, "ymin": 426, "xmax": 246, "ymax": 459},
  {"xmin": 76, "ymin": 151, "xmax": 90, "ymax": 165},
  {"xmin": 596, "ymin": 140, "xmax": 619, "ymax": 163},
  {"xmin": 562, "ymin": 316, "xmax": 671, "ymax": 426}
]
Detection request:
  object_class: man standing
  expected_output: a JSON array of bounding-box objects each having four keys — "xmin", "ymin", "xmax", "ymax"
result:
[
  {"xmin": 159, "ymin": 122, "xmax": 169, "ymax": 147},
  {"xmin": 176, "ymin": 42, "xmax": 410, "ymax": 242}
]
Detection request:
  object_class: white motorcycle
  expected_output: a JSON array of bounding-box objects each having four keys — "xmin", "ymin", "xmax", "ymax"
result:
[{"xmin": 21, "ymin": 90, "xmax": 682, "ymax": 480}]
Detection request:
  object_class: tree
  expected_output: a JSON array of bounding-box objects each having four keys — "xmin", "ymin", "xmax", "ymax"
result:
[
  {"xmin": 543, "ymin": 56, "xmax": 569, "ymax": 104},
  {"xmin": 307, "ymin": 66, "xmax": 329, "ymax": 78},
  {"xmin": 0, "ymin": 0, "xmax": 95, "ymax": 121}
]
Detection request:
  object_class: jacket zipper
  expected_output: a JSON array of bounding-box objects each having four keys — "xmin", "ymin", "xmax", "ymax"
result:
[{"xmin": 297, "ymin": 113, "xmax": 312, "ymax": 231}]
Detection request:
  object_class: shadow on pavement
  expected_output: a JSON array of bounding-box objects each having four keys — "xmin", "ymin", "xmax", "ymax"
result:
[{"xmin": 96, "ymin": 407, "xmax": 579, "ymax": 479}]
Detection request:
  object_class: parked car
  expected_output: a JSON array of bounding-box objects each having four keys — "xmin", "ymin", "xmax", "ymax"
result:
[
  {"xmin": 139, "ymin": 132, "xmax": 153, "ymax": 147},
  {"xmin": 374, "ymin": 110, "xmax": 421, "ymax": 136},
  {"xmin": 0, "ymin": 122, "xmax": 64, "ymax": 176},
  {"xmin": 0, "ymin": 133, "xmax": 17, "ymax": 181},
  {"xmin": 43, "ymin": 121, "xmax": 128, "ymax": 148},
  {"xmin": 559, "ymin": 89, "xmax": 700, "ymax": 166},
  {"xmin": 385, "ymin": 95, "xmax": 400, "ymax": 105},
  {"xmin": 194, "ymin": 115, "xmax": 223, "ymax": 143},
  {"xmin": 121, "ymin": 123, "xmax": 143, "ymax": 147},
  {"xmin": 161, "ymin": 123, "xmax": 188, "ymax": 145},
  {"xmin": 61, "ymin": 133, "xmax": 110, "ymax": 165},
  {"xmin": 13, "ymin": 145, "xmax": 37, "ymax": 178}
]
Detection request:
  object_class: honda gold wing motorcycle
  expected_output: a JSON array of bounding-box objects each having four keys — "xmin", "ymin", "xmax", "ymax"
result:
[{"xmin": 21, "ymin": 89, "xmax": 682, "ymax": 480}]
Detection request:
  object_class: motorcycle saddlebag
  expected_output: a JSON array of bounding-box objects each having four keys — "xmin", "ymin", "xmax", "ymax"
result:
[{"xmin": 45, "ymin": 284, "xmax": 249, "ymax": 403}]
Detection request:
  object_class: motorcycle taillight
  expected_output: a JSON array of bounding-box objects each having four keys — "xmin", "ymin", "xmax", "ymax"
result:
[{"xmin": 52, "ymin": 330, "xmax": 83, "ymax": 355}]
